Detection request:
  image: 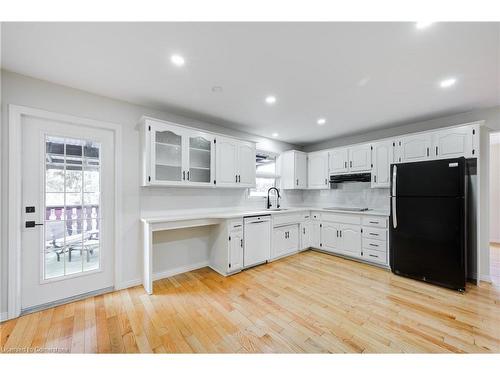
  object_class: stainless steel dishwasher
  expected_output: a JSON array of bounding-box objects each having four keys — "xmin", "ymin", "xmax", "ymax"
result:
[{"xmin": 243, "ymin": 215, "xmax": 271, "ymax": 268}]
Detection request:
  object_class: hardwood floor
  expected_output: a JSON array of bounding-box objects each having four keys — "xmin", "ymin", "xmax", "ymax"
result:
[
  {"xmin": 490, "ymin": 243, "xmax": 500, "ymax": 285},
  {"xmin": 1, "ymin": 250, "xmax": 500, "ymax": 353}
]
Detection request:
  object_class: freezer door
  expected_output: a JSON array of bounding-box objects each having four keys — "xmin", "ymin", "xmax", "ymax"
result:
[
  {"xmin": 390, "ymin": 158, "xmax": 465, "ymax": 197},
  {"xmin": 390, "ymin": 196, "xmax": 466, "ymax": 290}
]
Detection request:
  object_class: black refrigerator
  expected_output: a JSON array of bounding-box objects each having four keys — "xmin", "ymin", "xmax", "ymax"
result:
[{"xmin": 389, "ymin": 157, "xmax": 467, "ymax": 291}]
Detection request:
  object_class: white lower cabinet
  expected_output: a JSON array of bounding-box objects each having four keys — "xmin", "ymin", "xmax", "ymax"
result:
[
  {"xmin": 338, "ymin": 224, "xmax": 362, "ymax": 256},
  {"xmin": 229, "ymin": 226, "xmax": 244, "ymax": 272},
  {"xmin": 300, "ymin": 221, "xmax": 311, "ymax": 249},
  {"xmin": 273, "ymin": 224, "xmax": 299, "ymax": 259}
]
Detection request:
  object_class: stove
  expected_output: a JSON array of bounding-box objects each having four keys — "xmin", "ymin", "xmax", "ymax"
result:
[{"xmin": 322, "ymin": 207, "xmax": 371, "ymax": 212}]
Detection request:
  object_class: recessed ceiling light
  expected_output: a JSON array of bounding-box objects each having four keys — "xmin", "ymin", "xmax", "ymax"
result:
[
  {"xmin": 317, "ymin": 118, "xmax": 327, "ymax": 126},
  {"xmin": 440, "ymin": 78, "xmax": 457, "ymax": 88},
  {"xmin": 272, "ymin": 132, "xmax": 279, "ymax": 137},
  {"xmin": 211, "ymin": 86, "xmax": 223, "ymax": 93},
  {"xmin": 170, "ymin": 54, "xmax": 185, "ymax": 66},
  {"xmin": 265, "ymin": 96, "xmax": 277, "ymax": 105},
  {"xmin": 416, "ymin": 22, "xmax": 434, "ymax": 30}
]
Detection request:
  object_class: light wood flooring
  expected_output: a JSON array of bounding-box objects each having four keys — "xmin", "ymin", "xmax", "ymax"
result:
[
  {"xmin": 490, "ymin": 243, "xmax": 500, "ymax": 285},
  {"xmin": 1, "ymin": 250, "xmax": 500, "ymax": 353}
]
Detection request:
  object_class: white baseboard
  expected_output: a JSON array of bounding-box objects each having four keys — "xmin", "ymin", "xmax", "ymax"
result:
[
  {"xmin": 1, "ymin": 311, "xmax": 8, "ymax": 322},
  {"xmin": 115, "ymin": 261, "xmax": 210, "ymax": 291},
  {"xmin": 153, "ymin": 261, "xmax": 209, "ymax": 281}
]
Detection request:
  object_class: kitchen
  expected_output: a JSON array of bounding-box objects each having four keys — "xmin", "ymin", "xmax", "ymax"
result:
[{"xmin": 1, "ymin": 19, "xmax": 499, "ymax": 361}]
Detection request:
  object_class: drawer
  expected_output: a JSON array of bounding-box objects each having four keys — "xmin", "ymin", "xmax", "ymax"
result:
[
  {"xmin": 362, "ymin": 227, "xmax": 387, "ymax": 240},
  {"xmin": 322, "ymin": 212, "xmax": 361, "ymax": 225},
  {"xmin": 362, "ymin": 216, "xmax": 388, "ymax": 228},
  {"xmin": 362, "ymin": 238, "xmax": 387, "ymax": 251},
  {"xmin": 361, "ymin": 248, "xmax": 387, "ymax": 264},
  {"xmin": 229, "ymin": 220, "xmax": 243, "ymax": 230},
  {"xmin": 273, "ymin": 212, "xmax": 303, "ymax": 226},
  {"xmin": 311, "ymin": 212, "xmax": 321, "ymax": 221}
]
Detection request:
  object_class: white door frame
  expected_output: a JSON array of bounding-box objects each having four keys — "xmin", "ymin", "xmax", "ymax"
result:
[{"xmin": 7, "ymin": 104, "xmax": 123, "ymax": 320}]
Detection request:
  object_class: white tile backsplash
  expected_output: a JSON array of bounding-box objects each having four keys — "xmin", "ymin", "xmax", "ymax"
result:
[{"xmin": 302, "ymin": 182, "xmax": 390, "ymax": 210}]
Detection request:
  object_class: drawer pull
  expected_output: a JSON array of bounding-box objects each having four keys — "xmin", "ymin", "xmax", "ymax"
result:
[
  {"xmin": 369, "ymin": 254, "xmax": 379, "ymax": 258},
  {"xmin": 233, "ymin": 224, "xmax": 242, "ymax": 228},
  {"xmin": 369, "ymin": 221, "xmax": 379, "ymax": 224},
  {"xmin": 369, "ymin": 243, "xmax": 379, "ymax": 247},
  {"xmin": 369, "ymin": 233, "xmax": 379, "ymax": 236}
]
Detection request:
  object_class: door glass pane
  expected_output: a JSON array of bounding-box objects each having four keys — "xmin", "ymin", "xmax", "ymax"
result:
[
  {"xmin": 44, "ymin": 135, "xmax": 101, "ymax": 280},
  {"xmin": 189, "ymin": 136, "xmax": 211, "ymax": 183},
  {"xmin": 155, "ymin": 130, "xmax": 182, "ymax": 181}
]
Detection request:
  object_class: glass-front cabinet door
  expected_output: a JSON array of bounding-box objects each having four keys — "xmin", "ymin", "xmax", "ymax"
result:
[
  {"xmin": 188, "ymin": 132, "xmax": 215, "ymax": 185},
  {"xmin": 151, "ymin": 125, "xmax": 185, "ymax": 184}
]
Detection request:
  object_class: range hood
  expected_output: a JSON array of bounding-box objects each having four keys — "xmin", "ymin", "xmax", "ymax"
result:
[{"xmin": 330, "ymin": 172, "xmax": 371, "ymax": 184}]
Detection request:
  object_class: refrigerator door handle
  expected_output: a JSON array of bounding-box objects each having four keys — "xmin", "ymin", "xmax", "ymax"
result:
[
  {"xmin": 392, "ymin": 197, "xmax": 397, "ymax": 229},
  {"xmin": 392, "ymin": 165, "xmax": 397, "ymax": 197}
]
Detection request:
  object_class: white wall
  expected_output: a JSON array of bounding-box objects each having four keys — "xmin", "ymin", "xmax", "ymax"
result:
[
  {"xmin": 0, "ymin": 70, "xmax": 301, "ymax": 315},
  {"xmin": 490, "ymin": 134, "xmax": 500, "ymax": 243}
]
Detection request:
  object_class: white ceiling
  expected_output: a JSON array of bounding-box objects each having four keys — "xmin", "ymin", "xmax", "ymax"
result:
[{"xmin": 2, "ymin": 22, "xmax": 499, "ymax": 145}]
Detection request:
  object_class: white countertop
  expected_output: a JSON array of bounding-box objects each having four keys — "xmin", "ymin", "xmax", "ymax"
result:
[{"xmin": 141, "ymin": 206, "xmax": 389, "ymax": 224}]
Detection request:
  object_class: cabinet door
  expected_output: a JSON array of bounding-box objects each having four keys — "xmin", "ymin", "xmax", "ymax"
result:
[
  {"xmin": 396, "ymin": 134, "xmax": 432, "ymax": 163},
  {"xmin": 301, "ymin": 221, "xmax": 311, "ymax": 249},
  {"xmin": 215, "ymin": 137, "xmax": 238, "ymax": 186},
  {"xmin": 295, "ymin": 152, "xmax": 308, "ymax": 189},
  {"xmin": 273, "ymin": 225, "xmax": 299, "ymax": 259},
  {"xmin": 371, "ymin": 140, "xmax": 394, "ymax": 188},
  {"xmin": 432, "ymin": 126, "xmax": 474, "ymax": 159},
  {"xmin": 188, "ymin": 132, "xmax": 215, "ymax": 185},
  {"xmin": 349, "ymin": 144, "xmax": 372, "ymax": 172},
  {"xmin": 237, "ymin": 142, "xmax": 256, "ymax": 187},
  {"xmin": 151, "ymin": 124, "xmax": 186, "ymax": 184},
  {"xmin": 311, "ymin": 222, "xmax": 321, "ymax": 248},
  {"xmin": 307, "ymin": 151, "xmax": 329, "ymax": 189},
  {"xmin": 339, "ymin": 224, "xmax": 361, "ymax": 257},
  {"xmin": 329, "ymin": 148, "xmax": 349, "ymax": 174},
  {"xmin": 229, "ymin": 229, "xmax": 243, "ymax": 272},
  {"xmin": 321, "ymin": 222, "xmax": 341, "ymax": 253}
]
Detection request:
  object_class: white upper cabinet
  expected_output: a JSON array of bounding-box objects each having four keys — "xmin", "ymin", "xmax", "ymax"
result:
[
  {"xmin": 278, "ymin": 150, "xmax": 307, "ymax": 189},
  {"xmin": 140, "ymin": 117, "xmax": 255, "ymax": 187},
  {"xmin": 432, "ymin": 125, "xmax": 476, "ymax": 159},
  {"xmin": 329, "ymin": 148, "xmax": 349, "ymax": 174},
  {"xmin": 395, "ymin": 133, "xmax": 432, "ymax": 163},
  {"xmin": 371, "ymin": 140, "xmax": 394, "ymax": 188},
  {"xmin": 146, "ymin": 120, "xmax": 215, "ymax": 186},
  {"xmin": 215, "ymin": 136, "xmax": 256, "ymax": 188},
  {"xmin": 348, "ymin": 144, "xmax": 372, "ymax": 172},
  {"xmin": 307, "ymin": 151, "xmax": 329, "ymax": 189}
]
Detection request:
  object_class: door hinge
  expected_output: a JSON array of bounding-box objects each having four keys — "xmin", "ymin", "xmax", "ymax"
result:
[
  {"xmin": 393, "ymin": 142, "xmax": 395, "ymax": 147},
  {"xmin": 229, "ymin": 263, "xmax": 231, "ymax": 268},
  {"xmin": 214, "ymin": 139, "xmax": 216, "ymax": 144},
  {"xmin": 370, "ymin": 146, "xmax": 373, "ymax": 150}
]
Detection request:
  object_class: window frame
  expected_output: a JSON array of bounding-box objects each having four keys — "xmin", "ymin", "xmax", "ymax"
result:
[{"xmin": 248, "ymin": 150, "xmax": 280, "ymax": 198}]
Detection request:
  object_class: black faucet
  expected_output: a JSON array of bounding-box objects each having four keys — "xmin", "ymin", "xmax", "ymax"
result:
[{"xmin": 267, "ymin": 187, "xmax": 281, "ymax": 209}]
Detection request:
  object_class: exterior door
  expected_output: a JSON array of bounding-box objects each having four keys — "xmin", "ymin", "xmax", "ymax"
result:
[{"xmin": 21, "ymin": 115, "xmax": 115, "ymax": 310}]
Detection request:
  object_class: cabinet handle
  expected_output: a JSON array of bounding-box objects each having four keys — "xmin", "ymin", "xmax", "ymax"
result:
[
  {"xmin": 187, "ymin": 171, "xmax": 190, "ymax": 180},
  {"xmin": 369, "ymin": 254, "xmax": 379, "ymax": 258},
  {"xmin": 369, "ymin": 243, "xmax": 379, "ymax": 247},
  {"xmin": 369, "ymin": 221, "xmax": 379, "ymax": 224},
  {"xmin": 238, "ymin": 175, "xmax": 241, "ymax": 183},
  {"xmin": 350, "ymin": 161, "xmax": 352, "ymax": 168},
  {"xmin": 303, "ymin": 227, "xmax": 306, "ymax": 235},
  {"xmin": 296, "ymin": 179, "xmax": 299, "ymax": 186},
  {"xmin": 325, "ymin": 178, "xmax": 328, "ymax": 185},
  {"xmin": 336, "ymin": 230, "xmax": 339, "ymax": 237},
  {"xmin": 183, "ymin": 171, "xmax": 186, "ymax": 180},
  {"xmin": 436, "ymin": 146, "xmax": 438, "ymax": 155},
  {"xmin": 241, "ymin": 239, "xmax": 243, "ymax": 247},
  {"xmin": 426, "ymin": 147, "xmax": 430, "ymax": 157},
  {"xmin": 235, "ymin": 174, "xmax": 238, "ymax": 183},
  {"xmin": 344, "ymin": 161, "xmax": 347, "ymax": 168},
  {"xmin": 369, "ymin": 233, "xmax": 379, "ymax": 236},
  {"xmin": 340, "ymin": 231, "xmax": 342, "ymax": 238},
  {"xmin": 374, "ymin": 175, "xmax": 377, "ymax": 183}
]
